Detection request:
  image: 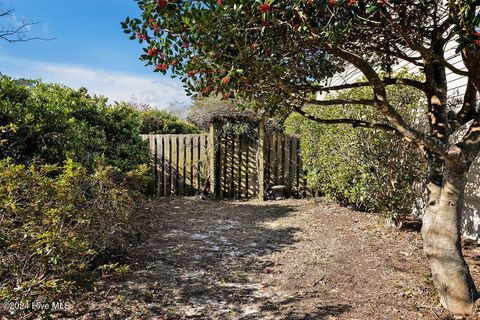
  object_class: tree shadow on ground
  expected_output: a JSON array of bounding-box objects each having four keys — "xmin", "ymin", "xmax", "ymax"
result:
[
  {"xmin": 399, "ymin": 216, "xmax": 423, "ymax": 233},
  {"xmin": 69, "ymin": 198, "xmax": 351, "ymax": 319}
]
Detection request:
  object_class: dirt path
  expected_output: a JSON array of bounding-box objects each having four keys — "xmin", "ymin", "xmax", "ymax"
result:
[{"xmin": 69, "ymin": 198, "xmax": 480, "ymax": 319}]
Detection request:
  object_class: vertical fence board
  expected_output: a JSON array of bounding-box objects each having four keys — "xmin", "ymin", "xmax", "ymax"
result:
[
  {"xmin": 237, "ymin": 136, "xmax": 243, "ymax": 198},
  {"xmin": 208, "ymin": 125, "xmax": 216, "ymax": 197},
  {"xmin": 222, "ymin": 138, "xmax": 228, "ymax": 198},
  {"xmin": 258, "ymin": 122, "xmax": 265, "ymax": 200},
  {"xmin": 266, "ymin": 135, "xmax": 271, "ymax": 188},
  {"xmin": 203, "ymin": 134, "xmax": 209, "ymax": 193},
  {"xmin": 190, "ymin": 136, "xmax": 194, "ymax": 195},
  {"xmin": 197, "ymin": 136, "xmax": 201, "ymax": 194},
  {"xmin": 281, "ymin": 134, "xmax": 286, "ymax": 185},
  {"xmin": 245, "ymin": 137, "xmax": 250, "ymax": 198},
  {"xmin": 175, "ymin": 136, "xmax": 179, "ymax": 195},
  {"xmin": 250, "ymin": 143, "xmax": 257, "ymax": 197},
  {"xmin": 295, "ymin": 137, "xmax": 301, "ymax": 197},
  {"xmin": 182, "ymin": 136, "xmax": 187, "ymax": 196},
  {"xmin": 168, "ymin": 136, "xmax": 173, "ymax": 195},
  {"xmin": 160, "ymin": 137, "xmax": 165, "ymax": 196},
  {"xmin": 287, "ymin": 137, "xmax": 295, "ymax": 195},
  {"xmin": 230, "ymin": 138, "xmax": 235, "ymax": 198}
]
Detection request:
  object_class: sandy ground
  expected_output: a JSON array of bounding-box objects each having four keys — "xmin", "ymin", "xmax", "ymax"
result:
[{"xmin": 63, "ymin": 197, "xmax": 480, "ymax": 319}]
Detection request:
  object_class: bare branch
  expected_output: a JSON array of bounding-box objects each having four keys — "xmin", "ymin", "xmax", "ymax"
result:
[{"xmin": 0, "ymin": 6, "xmax": 55, "ymax": 43}]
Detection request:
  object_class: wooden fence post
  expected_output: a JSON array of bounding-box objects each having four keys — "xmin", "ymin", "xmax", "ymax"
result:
[
  {"xmin": 209, "ymin": 123, "xmax": 217, "ymax": 199},
  {"xmin": 258, "ymin": 120, "xmax": 265, "ymax": 201}
]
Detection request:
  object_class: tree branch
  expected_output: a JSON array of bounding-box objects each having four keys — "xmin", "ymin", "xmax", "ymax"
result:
[
  {"xmin": 280, "ymin": 77, "xmax": 426, "ymax": 94},
  {"xmin": 371, "ymin": 46, "xmax": 424, "ymax": 67},
  {"xmin": 0, "ymin": 7, "xmax": 55, "ymax": 43},
  {"xmin": 458, "ymin": 116, "xmax": 480, "ymax": 162},
  {"xmin": 292, "ymin": 105, "xmax": 396, "ymax": 132},
  {"xmin": 451, "ymin": 80, "xmax": 478, "ymax": 131},
  {"xmin": 295, "ymin": 96, "xmax": 376, "ymax": 107},
  {"xmin": 381, "ymin": 8, "xmax": 468, "ymax": 77}
]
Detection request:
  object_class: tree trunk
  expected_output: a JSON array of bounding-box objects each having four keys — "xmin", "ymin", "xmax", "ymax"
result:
[{"xmin": 421, "ymin": 159, "xmax": 478, "ymax": 314}]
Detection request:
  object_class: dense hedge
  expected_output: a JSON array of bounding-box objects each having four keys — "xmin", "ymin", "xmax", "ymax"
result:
[
  {"xmin": 285, "ymin": 71, "xmax": 427, "ymax": 222},
  {"xmin": 0, "ymin": 77, "xmax": 151, "ymax": 172}
]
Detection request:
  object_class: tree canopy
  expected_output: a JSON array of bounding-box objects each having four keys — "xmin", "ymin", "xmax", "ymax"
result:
[{"xmin": 123, "ymin": 0, "xmax": 480, "ymax": 158}]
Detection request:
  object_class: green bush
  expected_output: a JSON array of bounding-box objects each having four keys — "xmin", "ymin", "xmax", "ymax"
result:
[
  {"xmin": 138, "ymin": 107, "xmax": 200, "ymax": 134},
  {"xmin": 0, "ymin": 158, "xmax": 149, "ymax": 318},
  {"xmin": 285, "ymin": 71, "xmax": 427, "ymax": 223},
  {"xmin": 0, "ymin": 77, "xmax": 150, "ymax": 172}
]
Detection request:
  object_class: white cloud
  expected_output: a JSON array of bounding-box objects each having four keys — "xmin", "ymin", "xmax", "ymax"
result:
[{"xmin": 0, "ymin": 56, "xmax": 191, "ymax": 108}]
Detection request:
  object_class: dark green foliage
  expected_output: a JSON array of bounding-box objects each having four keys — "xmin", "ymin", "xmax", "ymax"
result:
[
  {"xmin": 0, "ymin": 159, "xmax": 149, "ymax": 318},
  {"xmin": 285, "ymin": 72, "xmax": 427, "ymax": 222},
  {"xmin": 0, "ymin": 77, "xmax": 150, "ymax": 172},
  {"xmin": 138, "ymin": 106, "xmax": 200, "ymax": 134}
]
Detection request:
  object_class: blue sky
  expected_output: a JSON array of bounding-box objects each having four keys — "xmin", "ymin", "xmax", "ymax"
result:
[{"xmin": 0, "ymin": 0, "xmax": 190, "ymax": 108}]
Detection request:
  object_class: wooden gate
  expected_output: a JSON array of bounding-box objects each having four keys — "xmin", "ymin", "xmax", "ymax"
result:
[{"xmin": 141, "ymin": 125, "xmax": 306, "ymax": 199}]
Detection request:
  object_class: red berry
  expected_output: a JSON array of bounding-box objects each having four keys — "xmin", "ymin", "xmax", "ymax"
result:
[
  {"xmin": 217, "ymin": 0, "xmax": 222, "ymax": 5},
  {"xmin": 259, "ymin": 2, "xmax": 270, "ymax": 13},
  {"xmin": 156, "ymin": 63, "xmax": 168, "ymax": 71},
  {"xmin": 158, "ymin": 0, "xmax": 168, "ymax": 9},
  {"xmin": 221, "ymin": 76, "xmax": 231, "ymax": 84},
  {"xmin": 348, "ymin": 0, "xmax": 358, "ymax": 7},
  {"xmin": 202, "ymin": 86, "xmax": 212, "ymax": 95}
]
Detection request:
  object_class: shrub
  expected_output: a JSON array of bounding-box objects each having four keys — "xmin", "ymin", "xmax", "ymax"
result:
[
  {"xmin": 136, "ymin": 105, "xmax": 200, "ymax": 134},
  {"xmin": 0, "ymin": 77, "xmax": 150, "ymax": 172},
  {"xmin": 285, "ymin": 70, "xmax": 427, "ymax": 223},
  {"xmin": 0, "ymin": 158, "xmax": 149, "ymax": 318}
]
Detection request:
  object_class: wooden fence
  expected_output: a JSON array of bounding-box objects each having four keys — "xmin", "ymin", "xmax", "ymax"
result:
[
  {"xmin": 141, "ymin": 123, "xmax": 306, "ymax": 199},
  {"xmin": 141, "ymin": 133, "xmax": 210, "ymax": 197}
]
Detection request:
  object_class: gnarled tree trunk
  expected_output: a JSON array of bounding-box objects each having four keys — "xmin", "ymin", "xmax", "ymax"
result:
[{"xmin": 422, "ymin": 158, "xmax": 478, "ymax": 314}]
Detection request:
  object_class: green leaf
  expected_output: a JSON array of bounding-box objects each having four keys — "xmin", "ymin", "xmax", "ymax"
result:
[{"xmin": 366, "ymin": 5, "xmax": 379, "ymax": 14}]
